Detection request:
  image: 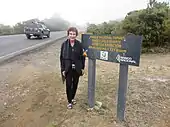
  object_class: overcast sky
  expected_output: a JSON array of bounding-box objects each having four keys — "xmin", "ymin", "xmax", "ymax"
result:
[{"xmin": 0, "ymin": 0, "xmax": 168, "ymax": 26}]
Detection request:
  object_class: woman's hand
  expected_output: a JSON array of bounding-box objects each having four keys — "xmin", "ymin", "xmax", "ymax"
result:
[
  {"xmin": 62, "ymin": 71, "xmax": 65, "ymax": 77},
  {"xmin": 83, "ymin": 51, "xmax": 87, "ymax": 57}
]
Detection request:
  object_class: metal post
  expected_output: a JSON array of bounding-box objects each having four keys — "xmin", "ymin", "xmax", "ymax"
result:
[
  {"xmin": 88, "ymin": 58, "xmax": 96, "ymax": 108},
  {"xmin": 117, "ymin": 63, "xmax": 129, "ymax": 121}
]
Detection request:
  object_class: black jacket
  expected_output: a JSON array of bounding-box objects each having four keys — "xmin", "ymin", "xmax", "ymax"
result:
[{"xmin": 60, "ymin": 39, "xmax": 85, "ymax": 75}]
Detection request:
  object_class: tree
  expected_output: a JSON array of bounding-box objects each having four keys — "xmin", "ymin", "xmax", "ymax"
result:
[{"xmin": 86, "ymin": 0, "xmax": 170, "ymax": 53}]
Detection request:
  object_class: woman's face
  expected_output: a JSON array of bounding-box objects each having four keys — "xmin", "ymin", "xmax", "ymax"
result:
[{"xmin": 68, "ymin": 31, "xmax": 77, "ymax": 41}]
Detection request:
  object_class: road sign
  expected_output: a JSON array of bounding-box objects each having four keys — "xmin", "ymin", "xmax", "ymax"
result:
[{"xmin": 82, "ymin": 34, "xmax": 143, "ymax": 66}]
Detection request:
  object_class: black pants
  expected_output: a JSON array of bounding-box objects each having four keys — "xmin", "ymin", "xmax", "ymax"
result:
[{"xmin": 66, "ymin": 68, "xmax": 80, "ymax": 103}]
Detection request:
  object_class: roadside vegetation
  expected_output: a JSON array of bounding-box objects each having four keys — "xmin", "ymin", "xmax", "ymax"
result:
[{"xmin": 86, "ymin": 0, "xmax": 170, "ymax": 53}]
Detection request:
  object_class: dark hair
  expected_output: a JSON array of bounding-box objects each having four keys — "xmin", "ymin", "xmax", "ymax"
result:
[{"xmin": 67, "ymin": 27, "xmax": 78, "ymax": 36}]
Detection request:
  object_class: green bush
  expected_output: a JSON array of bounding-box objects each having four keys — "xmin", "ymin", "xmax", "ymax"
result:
[{"xmin": 87, "ymin": 1, "xmax": 170, "ymax": 53}]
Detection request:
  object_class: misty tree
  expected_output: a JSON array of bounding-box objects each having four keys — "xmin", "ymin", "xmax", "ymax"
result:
[
  {"xmin": 0, "ymin": 24, "xmax": 13, "ymax": 35},
  {"xmin": 147, "ymin": 0, "xmax": 156, "ymax": 8},
  {"xmin": 87, "ymin": 0, "xmax": 170, "ymax": 53},
  {"xmin": 13, "ymin": 22, "xmax": 25, "ymax": 34},
  {"xmin": 42, "ymin": 13, "xmax": 70, "ymax": 31}
]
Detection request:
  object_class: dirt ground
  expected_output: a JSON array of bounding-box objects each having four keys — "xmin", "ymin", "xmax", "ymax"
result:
[{"xmin": 0, "ymin": 38, "xmax": 170, "ymax": 127}]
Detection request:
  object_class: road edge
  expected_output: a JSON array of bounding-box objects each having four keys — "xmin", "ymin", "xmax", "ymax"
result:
[{"xmin": 0, "ymin": 36, "xmax": 67, "ymax": 65}]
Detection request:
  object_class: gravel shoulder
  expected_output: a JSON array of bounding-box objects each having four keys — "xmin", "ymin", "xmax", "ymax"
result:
[{"xmin": 0, "ymin": 38, "xmax": 170, "ymax": 127}]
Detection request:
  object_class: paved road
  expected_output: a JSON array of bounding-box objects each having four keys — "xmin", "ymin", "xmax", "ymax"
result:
[{"xmin": 0, "ymin": 31, "xmax": 66, "ymax": 57}]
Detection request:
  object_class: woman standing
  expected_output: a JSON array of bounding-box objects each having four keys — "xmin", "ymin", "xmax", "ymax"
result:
[{"xmin": 60, "ymin": 27, "xmax": 86, "ymax": 109}]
